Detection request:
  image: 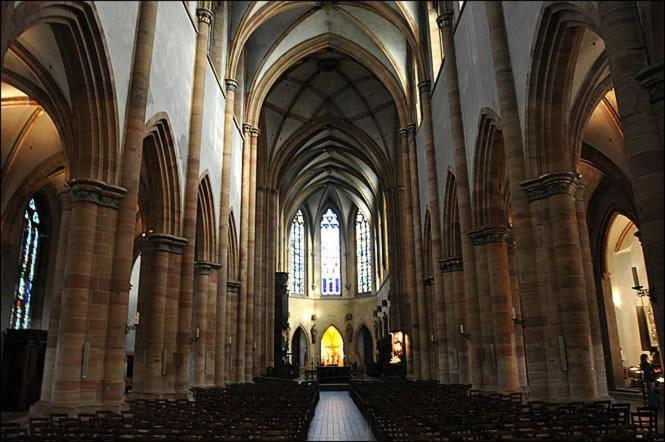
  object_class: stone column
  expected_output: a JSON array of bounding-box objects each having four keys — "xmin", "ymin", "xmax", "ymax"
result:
[
  {"xmin": 442, "ymin": 257, "xmax": 470, "ymax": 384},
  {"xmin": 192, "ymin": 262, "xmax": 211, "ymax": 386},
  {"xmin": 484, "ymin": 1, "xmax": 550, "ymax": 400},
  {"xmin": 418, "ymin": 81, "xmax": 450, "ymax": 383},
  {"xmin": 468, "ymin": 237, "xmax": 493, "ymax": 391},
  {"xmin": 226, "ymin": 282, "xmax": 240, "ymax": 380},
  {"xmin": 438, "ymin": 10, "xmax": 483, "ymax": 389},
  {"xmin": 214, "ymin": 79, "xmax": 238, "ymax": 387},
  {"xmin": 132, "ymin": 234, "xmax": 172, "ymax": 397},
  {"xmin": 575, "ymin": 182, "xmax": 609, "ymax": 398},
  {"xmin": 406, "ymin": 124, "xmax": 431, "ymax": 380},
  {"xmin": 470, "ymin": 225, "xmax": 518, "ymax": 392},
  {"xmin": 176, "ymin": 5, "xmax": 213, "ymax": 395},
  {"xmin": 205, "ymin": 262, "xmax": 220, "ymax": 385},
  {"xmin": 163, "ymin": 240, "xmax": 186, "ymax": 394},
  {"xmin": 397, "ymin": 128, "xmax": 420, "ymax": 378},
  {"xmin": 236, "ymin": 124, "xmax": 252, "ymax": 383},
  {"xmin": 522, "ymin": 172, "xmax": 598, "ymax": 401},
  {"xmin": 440, "ymin": 261, "xmax": 459, "ymax": 383},
  {"xmin": 599, "ymin": 1, "xmax": 664, "ymax": 357},
  {"xmin": 40, "ymin": 192, "xmax": 72, "ymax": 402},
  {"xmin": 245, "ymin": 127, "xmax": 259, "ymax": 381},
  {"xmin": 265, "ymin": 190, "xmax": 278, "ymax": 369},
  {"xmin": 49, "ymin": 180, "xmax": 124, "ymax": 409},
  {"xmin": 99, "ymin": 1, "xmax": 158, "ymax": 404},
  {"xmin": 254, "ymin": 187, "xmax": 266, "ymax": 375}
]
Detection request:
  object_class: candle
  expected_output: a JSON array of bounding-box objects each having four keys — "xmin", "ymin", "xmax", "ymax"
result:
[
  {"xmin": 459, "ymin": 324, "xmax": 464, "ymax": 335},
  {"xmin": 512, "ymin": 307, "xmax": 517, "ymax": 320},
  {"xmin": 632, "ymin": 267, "xmax": 640, "ymax": 287}
]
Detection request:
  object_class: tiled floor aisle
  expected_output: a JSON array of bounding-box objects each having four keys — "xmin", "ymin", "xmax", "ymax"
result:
[{"xmin": 307, "ymin": 391, "xmax": 375, "ymax": 441}]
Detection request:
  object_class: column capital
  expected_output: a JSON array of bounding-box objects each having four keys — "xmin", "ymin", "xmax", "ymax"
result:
[
  {"xmin": 195, "ymin": 7, "xmax": 214, "ymax": 25},
  {"xmin": 227, "ymin": 280, "xmax": 241, "ymax": 293},
  {"xmin": 520, "ymin": 171, "xmax": 580, "ymax": 202},
  {"xmin": 417, "ymin": 81, "xmax": 431, "ymax": 94},
  {"xmin": 139, "ymin": 233, "xmax": 188, "ymax": 254},
  {"xmin": 424, "ymin": 276, "xmax": 434, "ymax": 287},
  {"xmin": 225, "ymin": 79, "xmax": 238, "ymax": 92},
  {"xmin": 398, "ymin": 128, "xmax": 409, "ymax": 137},
  {"xmin": 439, "ymin": 257, "xmax": 463, "ymax": 272},
  {"xmin": 67, "ymin": 179, "xmax": 127, "ymax": 209},
  {"xmin": 468, "ymin": 225, "xmax": 509, "ymax": 246},
  {"xmin": 406, "ymin": 124, "xmax": 417, "ymax": 137},
  {"xmin": 242, "ymin": 123, "xmax": 252, "ymax": 135},
  {"xmin": 249, "ymin": 127, "xmax": 261, "ymax": 138},
  {"xmin": 436, "ymin": 12, "xmax": 454, "ymax": 30},
  {"xmin": 635, "ymin": 63, "xmax": 664, "ymax": 105},
  {"xmin": 194, "ymin": 261, "xmax": 212, "ymax": 275}
]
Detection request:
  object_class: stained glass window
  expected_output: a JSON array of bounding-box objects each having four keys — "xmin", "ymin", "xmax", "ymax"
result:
[
  {"xmin": 289, "ymin": 210, "xmax": 305, "ymax": 295},
  {"xmin": 320, "ymin": 208, "xmax": 341, "ymax": 295},
  {"xmin": 10, "ymin": 198, "xmax": 41, "ymax": 330},
  {"xmin": 356, "ymin": 211, "xmax": 372, "ymax": 293}
]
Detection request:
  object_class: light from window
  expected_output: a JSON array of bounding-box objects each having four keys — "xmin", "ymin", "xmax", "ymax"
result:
[
  {"xmin": 320, "ymin": 208, "xmax": 341, "ymax": 295},
  {"xmin": 289, "ymin": 210, "xmax": 305, "ymax": 295},
  {"xmin": 356, "ymin": 211, "xmax": 372, "ymax": 293},
  {"xmin": 10, "ymin": 198, "xmax": 41, "ymax": 330}
]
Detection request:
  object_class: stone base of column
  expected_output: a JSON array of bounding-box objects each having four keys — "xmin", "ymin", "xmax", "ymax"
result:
[
  {"xmin": 126, "ymin": 391, "xmax": 180, "ymax": 401},
  {"xmin": 30, "ymin": 399, "xmax": 128, "ymax": 417}
]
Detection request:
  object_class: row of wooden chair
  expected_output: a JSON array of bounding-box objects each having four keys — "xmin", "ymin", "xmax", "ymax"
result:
[
  {"xmin": 1, "ymin": 381, "xmax": 319, "ymax": 441},
  {"xmin": 350, "ymin": 380, "xmax": 663, "ymax": 441}
]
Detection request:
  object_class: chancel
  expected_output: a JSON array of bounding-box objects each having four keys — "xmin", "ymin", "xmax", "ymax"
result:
[{"xmin": 1, "ymin": 1, "xmax": 663, "ymax": 440}]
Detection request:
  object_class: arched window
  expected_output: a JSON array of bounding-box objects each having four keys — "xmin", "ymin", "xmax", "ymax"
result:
[
  {"xmin": 289, "ymin": 210, "xmax": 305, "ymax": 295},
  {"xmin": 10, "ymin": 198, "xmax": 42, "ymax": 329},
  {"xmin": 320, "ymin": 208, "xmax": 341, "ymax": 295},
  {"xmin": 356, "ymin": 211, "xmax": 372, "ymax": 293}
]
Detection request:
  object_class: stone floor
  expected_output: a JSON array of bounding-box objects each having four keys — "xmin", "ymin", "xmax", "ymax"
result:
[{"xmin": 307, "ymin": 391, "xmax": 375, "ymax": 441}]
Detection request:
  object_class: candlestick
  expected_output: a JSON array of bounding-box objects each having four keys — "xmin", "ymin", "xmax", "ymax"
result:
[{"xmin": 632, "ymin": 267, "xmax": 641, "ymax": 288}]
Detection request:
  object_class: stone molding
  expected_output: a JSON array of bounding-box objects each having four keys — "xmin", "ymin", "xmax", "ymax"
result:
[
  {"xmin": 520, "ymin": 171, "xmax": 579, "ymax": 202},
  {"xmin": 468, "ymin": 225, "xmax": 509, "ymax": 246},
  {"xmin": 398, "ymin": 128, "xmax": 409, "ymax": 137},
  {"xmin": 424, "ymin": 276, "xmax": 434, "ymax": 286},
  {"xmin": 636, "ymin": 63, "xmax": 664, "ymax": 104},
  {"xmin": 227, "ymin": 280, "xmax": 240, "ymax": 293},
  {"xmin": 406, "ymin": 124, "xmax": 417, "ymax": 137},
  {"xmin": 195, "ymin": 8, "xmax": 214, "ymax": 25},
  {"xmin": 225, "ymin": 79, "xmax": 238, "ymax": 92},
  {"xmin": 67, "ymin": 179, "xmax": 127, "ymax": 209},
  {"xmin": 439, "ymin": 257, "xmax": 463, "ymax": 273},
  {"xmin": 417, "ymin": 81, "xmax": 431, "ymax": 93},
  {"xmin": 194, "ymin": 261, "xmax": 212, "ymax": 275},
  {"xmin": 139, "ymin": 233, "xmax": 188, "ymax": 254}
]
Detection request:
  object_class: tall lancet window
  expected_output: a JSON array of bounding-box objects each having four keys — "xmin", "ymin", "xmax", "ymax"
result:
[
  {"xmin": 10, "ymin": 198, "xmax": 41, "ymax": 329},
  {"xmin": 356, "ymin": 211, "xmax": 372, "ymax": 293},
  {"xmin": 320, "ymin": 208, "xmax": 341, "ymax": 295},
  {"xmin": 289, "ymin": 210, "xmax": 305, "ymax": 295}
]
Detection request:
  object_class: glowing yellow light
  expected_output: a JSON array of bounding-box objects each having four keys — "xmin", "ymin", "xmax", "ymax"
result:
[
  {"xmin": 320, "ymin": 326, "xmax": 344, "ymax": 367},
  {"xmin": 612, "ymin": 289, "xmax": 622, "ymax": 307}
]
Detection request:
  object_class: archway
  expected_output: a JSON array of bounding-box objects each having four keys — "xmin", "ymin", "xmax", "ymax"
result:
[
  {"xmin": 604, "ymin": 214, "xmax": 657, "ymax": 380},
  {"xmin": 357, "ymin": 326, "xmax": 373, "ymax": 366},
  {"xmin": 291, "ymin": 327, "xmax": 308, "ymax": 368},
  {"xmin": 321, "ymin": 326, "xmax": 344, "ymax": 367}
]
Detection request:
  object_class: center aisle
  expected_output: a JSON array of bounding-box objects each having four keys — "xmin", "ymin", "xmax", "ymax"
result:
[{"xmin": 307, "ymin": 391, "xmax": 375, "ymax": 441}]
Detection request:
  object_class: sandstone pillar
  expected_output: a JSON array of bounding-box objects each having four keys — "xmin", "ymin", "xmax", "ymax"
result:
[
  {"xmin": 599, "ymin": 1, "xmax": 664, "ymax": 357},
  {"xmin": 484, "ymin": 1, "xmax": 551, "ymax": 399},
  {"xmin": 176, "ymin": 5, "xmax": 213, "ymax": 395},
  {"xmin": 418, "ymin": 81, "xmax": 450, "ymax": 383},
  {"xmin": 254, "ymin": 187, "xmax": 266, "ymax": 375},
  {"xmin": 440, "ymin": 263, "xmax": 459, "ymax": 383},
  {"xmin": 40, "ymin": 192, "xmax": 72, "ymax": 402},
  {"xmin": 575, "ymin": 182, "xmax": 609, "ymax": 398},
  {"xmin": 192, "ymin": 262, "xmax": 211, "ymax": 385},
  {"xmin": 98, "ymin": 1, "xmax": 158, "ymax": 404},
  {"xmin": 397, "ymin": 128, "xmax": 420, "ymax": 378},
  {"xmin": 442, "ymin": 257, "xmax": 470, "ymax": 384},
  {"xmin": 406, "ymin": 124, "xmax": 431, "ymax": 380},
  {"xmin": 522, "ymin": 172, "xmax": 598, "ymax": 401},
  {"xmin": 245, "ymin": 127, "xmax": 259, "ymax": 381},
  {"xmin": 438, "ymin": 10, "xmax": 483, "ymax": 389},
  {"xmin": 205, "ymin": 262, "xmax": 220, "ymax": 385},
  {"xmin": 469, "ymin": 238, "xmax": 493, "ymax": 390},
  {"xmin": 214, "ymin": 78, "xmax": 238, "ymax": 386},
  {"xmin": 470, "ymin": 225, "xmax": 518, "ymax": 392},
  {"xmin": 163, "ymin": 240, "xmax": 186, "ymax": 394},
  {"xmin": 236, "ymin": 124, "xmax": 252, "ymax": 383}
]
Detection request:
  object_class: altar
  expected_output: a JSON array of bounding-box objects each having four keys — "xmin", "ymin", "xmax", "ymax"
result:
[{"xmin": 316, "ymin": 365, "xmax": 351, "ymax": 384}]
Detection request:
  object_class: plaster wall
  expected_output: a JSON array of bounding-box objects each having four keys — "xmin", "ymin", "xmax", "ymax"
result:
[{"xmin": 94, "ymin": 1, "xmax": 139, "ymax": 148}]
